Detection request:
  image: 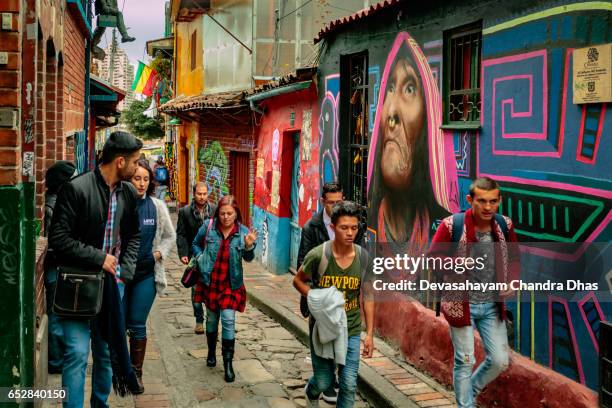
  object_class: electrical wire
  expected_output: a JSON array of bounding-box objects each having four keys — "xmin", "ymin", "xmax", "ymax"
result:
[{"xmin": 279, "ymin": 0, "xmax": 314, "ymax": 21}]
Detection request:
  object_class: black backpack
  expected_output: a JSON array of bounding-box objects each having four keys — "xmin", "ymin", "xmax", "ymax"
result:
[{"xmin": 299, "ymin": 241, "xmax": 369, "ymax": 318}]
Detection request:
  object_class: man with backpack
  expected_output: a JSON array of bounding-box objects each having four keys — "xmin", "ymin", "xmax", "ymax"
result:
[
  {"xmin": 154, "ymin": 156, "xmax": 169, "ymax": 200},
  {"xmin": 293, "ymin": 201, "xmax": 374, "ymax": 408},
  {"xmin": 430, "ymin": 177, "xmax": 520, "ymax": 408},
  {"xmin": 296, "ymin": 182, "xmax": 366, "ymax": 403}
]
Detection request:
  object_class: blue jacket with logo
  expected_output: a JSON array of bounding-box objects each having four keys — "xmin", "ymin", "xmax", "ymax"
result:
[{"xmin": 191, "ymin": 219, "xmax": 255, "ymax": 290}]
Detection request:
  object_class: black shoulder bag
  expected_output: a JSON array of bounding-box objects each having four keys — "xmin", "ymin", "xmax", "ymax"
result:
[{"xmin": 52, "ymin": 265, "xmax": 105, "ymax": 318}]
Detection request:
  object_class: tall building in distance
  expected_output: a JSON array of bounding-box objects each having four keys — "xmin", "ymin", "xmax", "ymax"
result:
[{"xmin": 96, "ymin": 32, "xmax": 135, "ymax": 110}]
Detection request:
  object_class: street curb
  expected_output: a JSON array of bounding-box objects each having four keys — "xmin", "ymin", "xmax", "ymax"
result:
[{"xmin": 248, "ymin": 289, "xmax": 419, "ymax": 408}]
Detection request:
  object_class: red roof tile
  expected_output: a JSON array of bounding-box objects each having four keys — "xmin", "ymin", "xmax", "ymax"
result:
[{"xmin": 314, "ymin": 0, "xmax": 402, "ymax": 44}]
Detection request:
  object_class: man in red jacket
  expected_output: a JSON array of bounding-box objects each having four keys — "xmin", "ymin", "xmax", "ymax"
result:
[{"xmin": 430, "ymin": 177, "xmax": 520, "ymax": 408}]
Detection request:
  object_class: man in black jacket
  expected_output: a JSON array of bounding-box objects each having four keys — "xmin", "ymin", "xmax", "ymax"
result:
[
  {"xmin": 49, "ymin": 131, "xmax": 142, "ymax": 408},
  {"xmin": 297, "ymin": 182, "xmax": 366, "ymax": 404},
  {"xmin": 176, "ymin": 181, "xmax": 216, "ymax": 334}
]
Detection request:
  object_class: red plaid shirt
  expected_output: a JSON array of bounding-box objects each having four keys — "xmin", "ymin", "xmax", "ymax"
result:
[{"xmin": 193, "ymin": 223, "xmax": 246, "ymax": 313}]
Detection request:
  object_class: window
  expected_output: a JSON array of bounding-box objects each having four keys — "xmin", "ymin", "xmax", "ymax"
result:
[
  {"xmin": 340, "ymin": 52, "xmax": 369, "ymax": 207},
  {"xmin": 190, "ymin": 30, "xmax": 197, "ymax": 71},
  {"xmin": 443, "ymin": 22, "xmax": 482, "ymax": 127}
]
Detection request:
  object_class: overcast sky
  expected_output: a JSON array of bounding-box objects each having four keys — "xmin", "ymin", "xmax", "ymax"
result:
[{"xmin": 100, "ymin": 0, "xmax": 167, "ymax": 64}]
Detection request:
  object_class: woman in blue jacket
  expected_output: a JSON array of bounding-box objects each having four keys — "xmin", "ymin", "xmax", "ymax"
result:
[{"xmin": 192, "ymin": 195, "xmax": 257, "ymax": 382}]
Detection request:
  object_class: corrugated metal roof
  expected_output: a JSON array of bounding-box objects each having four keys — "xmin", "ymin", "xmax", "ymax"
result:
[
  {"xmin": 314, "ymin": 0, "xmax": 402, "ymax": 44},
  {"xmin": 159, "ymin": 67, "xmax": 317, "ymax": 113},
  {"xmin": 248, "ymin": 67, "xmax": 316, "ymax": 96}
]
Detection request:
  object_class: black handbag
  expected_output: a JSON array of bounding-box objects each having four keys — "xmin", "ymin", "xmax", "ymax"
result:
[
  {"xmin": 52, "ymin": 265, "xmax": 105, "ymax": 318},
  {"xmin": 181, "ymin": 262, "xmax": 200, "ymax": 288}
]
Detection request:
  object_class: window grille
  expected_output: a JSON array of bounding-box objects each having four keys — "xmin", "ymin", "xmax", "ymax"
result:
[{"xmin": 443, "ymin": 22, "xmax": 482, "ymax": 126}]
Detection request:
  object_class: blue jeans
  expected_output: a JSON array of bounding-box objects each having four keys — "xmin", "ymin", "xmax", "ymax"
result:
[
  {"xmin": 123, "ymin": 274, "xmax": 157, "ymax": 340},
  {"xmin": 306, "ymin": 335, "xmax": 361, "ymax": 408},
  {"xmin": 206, "ymin": 308, "xmax": 235, "ymax": 340},
  {"xmin": 450, "ymin": 302, "xmax": 509, "ymax": 408},
  {"xmin": 45, "ymin": 267, "xmax": 64, "ymax": 372},
  {"xmin": 60, "ymin": 318, "xmax": 112, "ymax": 408},
  {"xmin": 192, "ymin": 287, "xmax": 204, "ymax": 324}
]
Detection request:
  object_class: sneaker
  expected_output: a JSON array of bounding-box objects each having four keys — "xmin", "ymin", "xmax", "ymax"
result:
[
  {"xmin": 322, "ymin": 386, "xmax": 338, "ymax": 404},
  {"xmin": 194, "ymin": 323, "xmax": 204, "ymax": 334},
  {"xmin": 304, "ymin": 383, "xmax": 320, "ymax": 408}
]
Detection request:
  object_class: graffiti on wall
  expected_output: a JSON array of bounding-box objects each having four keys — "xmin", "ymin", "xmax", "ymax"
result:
[
  {"xmin": 318, "ymin": 83, "xmax": 340, "ymax": 191},
  {"xmin": 472, "ymin": 6, "xmax": 611, "ymax": 389},
  {"xmin": 0, "ymin": 199, "xmax": 19, "ymax": 286},
  {"xmin": 317, "ymin": 3, "xmax": 611, "ymax": 389},
  {"xmin": 367, "ymin": 32, "xmax": 459, "ymax": 253},
  {"xmin": 165, "ymin": 141, "xmax": 177, "ymax": 200},
  {"xmin": 199, "ymin": 140, "xmax": 229, "ymax": 203}
]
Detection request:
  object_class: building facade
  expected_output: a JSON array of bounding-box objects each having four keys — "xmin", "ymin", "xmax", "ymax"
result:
[
  {"xmin": 163, "ymin": 0, "xmax": 378, "ymax": 207},
  {"xmin": 96, "ymin": 41, "xmax": 136, "ymax": 109},
  {"xmin": 0, "ymin": 0, "xmax": 91, "ymax": 395},
  {"xmin": 308, "ymin": 0, "xmax": 610, "ymax": 405}
]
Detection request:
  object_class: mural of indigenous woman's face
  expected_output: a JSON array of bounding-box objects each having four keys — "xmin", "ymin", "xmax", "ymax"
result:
[{"xmin": 380, "ymin": 58, "xmax": 425, "ymax": 192}]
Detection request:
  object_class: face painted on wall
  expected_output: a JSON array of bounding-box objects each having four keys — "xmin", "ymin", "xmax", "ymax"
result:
[{"xmin": 380, "ymin": 58, "xmax": 425, "ymax": 192}]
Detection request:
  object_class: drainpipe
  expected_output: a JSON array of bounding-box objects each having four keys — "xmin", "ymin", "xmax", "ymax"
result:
[
  {"xmin": 249, "ymin": 99, "xmax": 265, "ymax": 115},
  {"xmin": 84, "ymin": 32, "xmax": 91, "ymax": 169},
  {"xmin": 246, "ymin": 80, "xmax": 312, "ymax": 114}
]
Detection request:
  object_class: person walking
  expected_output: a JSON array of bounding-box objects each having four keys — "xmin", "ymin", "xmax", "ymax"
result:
[
  {"xmin": 176, "ymin": 182, "xmax": 216, "ymax": 334},
  {"xmin": 43, "ymin": 160, "xmax": 77, "ymax": 375},
  {"xmin": 126, "ymin": 159, "xmax": 176, "ymax": 393},
  {"xmin": 191, "ymin": 195, "xmax": 257, "ymax": 383},
  {"xmin": 293, "ymin": 201, "xmax": 375, "ymax": 408},
  {"xmin": 430, "ymin": 177, "xmax": 520, "ymax": 408},
  {"xmin": 153, "ymin": 157, "xmax": 169, "ymax": 200},
  {"xmin": 297, "ymin": 182, "xmax": 365, "ymax": 403},
  {"xmin": 48, "ymin": 131, "xmax": 143, "ymax": 408}
]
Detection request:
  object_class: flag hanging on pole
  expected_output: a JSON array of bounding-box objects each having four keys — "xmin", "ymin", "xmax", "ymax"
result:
[{"xmin": 132, "ymin": 61, "xmax": 158, "ymax": 97}]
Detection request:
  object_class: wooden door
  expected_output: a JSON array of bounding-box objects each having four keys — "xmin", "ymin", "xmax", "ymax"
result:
[{"xmin": 230, "ymin": 151, "xmax": 250, "ymax": 225}]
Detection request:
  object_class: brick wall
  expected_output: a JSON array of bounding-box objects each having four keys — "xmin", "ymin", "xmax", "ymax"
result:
[
  {"xmin": 35, "ymin": 39, "xmax": 47, "ymax": 218},
  {"xmin": 197, "ymin": 113, "xmax": 256, "ymax": 208},
  {"xmin": 0, "ymin": 0, "xmax": 21, "ymax": 186},
  {"xmin": 62, "ymin": 10, "xmax": 85, "ymax": 154}
]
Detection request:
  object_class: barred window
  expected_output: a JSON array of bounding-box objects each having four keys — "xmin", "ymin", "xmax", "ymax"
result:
[
  {"xmin": 443, "ymin": 22, "xmax": 482, "ymax": 127},
  {"xmin": 344, "ymin": 53, "xmax": 369, "ymax": 207}
]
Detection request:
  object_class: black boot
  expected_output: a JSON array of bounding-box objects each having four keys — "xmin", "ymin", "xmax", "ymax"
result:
[
  {"xmin": 206, "ymin": 331, "xmax": 218, "ymax": 367},
  {"xmin": 129, "ymin": 337, "xmax": 146, "ymax": 394},
  {"xmin": 221, "ymin": 338, "xmax": 235, "ymax": 383}
]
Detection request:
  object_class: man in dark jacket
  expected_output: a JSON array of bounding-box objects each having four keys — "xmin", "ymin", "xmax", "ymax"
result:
[
  {"xmin": 297, "ymin": 182, "xmax": 366, "ymax": 404},
  {"xmin": 176, "ymin": 181, "xmax": 216, "ymax": 334},
  {"xmin": 49, "ymin": 131, "xmax": 142, "ymax": 408}
]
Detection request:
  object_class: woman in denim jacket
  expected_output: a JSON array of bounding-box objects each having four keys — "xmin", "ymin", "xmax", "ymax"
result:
[{"xmin": 192, "ymin": 195, "xmax": 257, "ymax": 382}]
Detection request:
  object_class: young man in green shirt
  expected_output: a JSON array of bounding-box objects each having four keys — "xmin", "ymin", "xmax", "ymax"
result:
[{"xmin": 293, "ymin": 201, "xmax": 375, "ymax": 408}]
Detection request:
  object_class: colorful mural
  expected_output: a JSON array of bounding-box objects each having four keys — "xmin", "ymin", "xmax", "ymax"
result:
[
  {"xmin": 165, "ymin": 140, "xmax": 177, "ymax": 201},
  {"xmin": 316, "ymin": 2, "xmax": 611, "ymax": 392},
  {"xmin": 367, "ymin": 32, "xmax": 459, "ymax": 252},
  {"xmin": 198, "ymin": 140, "xmax": 229, "ymax": 203},
  {"xmin": 475, "ymin": 6, "xmax": 612, "ymax": 390}
]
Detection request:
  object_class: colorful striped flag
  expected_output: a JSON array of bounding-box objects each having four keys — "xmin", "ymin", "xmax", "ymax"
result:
[{"xmin": 132, "ymin": 61, "xmax": 158, "ymax": 97}]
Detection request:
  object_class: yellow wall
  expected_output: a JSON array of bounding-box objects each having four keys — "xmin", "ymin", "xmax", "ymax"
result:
[
  {"xmin": 174, "ymin": 13, "xmax": 204, "ymax": 204},
  {"xmin": 175, "ymin": 16, "xmax": 204, "ymax": 96}
]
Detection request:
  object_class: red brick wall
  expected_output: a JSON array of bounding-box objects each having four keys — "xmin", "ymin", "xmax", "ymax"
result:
[
  {"xmin": 197, "ymin": 114, "xmax": 256, "ymax": 208},
  {"xmin": 0, "ymin": 0, "xmax": 21, "ymax": 186},
  {"xmin": 62, "ymin": 11, "xmax": 85, "ymax": 146},
  {"xmin": 35, "ymin": 39, "xmax": 46, "ymax": 218}
]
